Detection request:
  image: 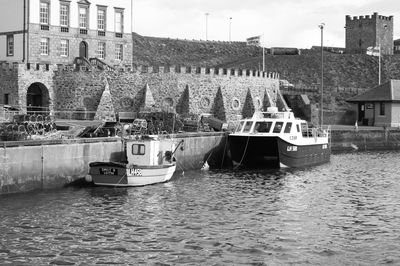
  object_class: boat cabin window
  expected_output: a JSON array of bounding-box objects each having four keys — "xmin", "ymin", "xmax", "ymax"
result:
[
  {"xmin": 284, "ymin": 122, "xmax": 292, "ymax": 133},
  {"xmin": 296, "ymin": 124, "xmax": 300, "ymax": 132},
  {"xmin": 132, "ymin": 144, "xmax": 145, "ymax": 155},
  {"xmin": 254, "ymin": 121, "xmax": 273, "ymax": 133},
  {"xmin": 235, "ymin": 121, "xmax": 244, "ymax": 132},
  {"xmin": 263, "ymin": 113, "xmax": 284, "ymax": 119},
  {"xmin": 243, "ymin": 121, "xmax": 253, "ymax": 133},
  {"xmin": 272, "ymin": 122, "xmax": 284, "ymax": 133}
]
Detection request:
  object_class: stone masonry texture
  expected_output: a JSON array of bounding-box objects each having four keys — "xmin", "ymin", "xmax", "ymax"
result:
[{"xmin": 0, "ymin": 63, "xmax": 280, "ymax": 124}]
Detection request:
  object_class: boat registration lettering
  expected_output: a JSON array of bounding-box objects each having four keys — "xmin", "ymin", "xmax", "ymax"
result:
[
  {"xmin": 289, "ymin": 136, "xmax": 297, "ymax": 140},
  {"xmin": 287, "ymin": 146, "xmax": 298, "ymax": 152},
  {"xmin": 99, "ymin": 168, "xmax": 118, "ymax": 175},
  {"xmin": 322, "ymin": 144, "xmax": 328, "ymax": 149},
  {"xmin": 128, "ymin": 168, "xmax": 142, "ymax": 176}
]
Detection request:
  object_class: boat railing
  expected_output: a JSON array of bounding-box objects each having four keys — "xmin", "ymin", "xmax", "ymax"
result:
[{"xmin": 303, "ymin": 126, "xmax": 330, "ymax": 139}]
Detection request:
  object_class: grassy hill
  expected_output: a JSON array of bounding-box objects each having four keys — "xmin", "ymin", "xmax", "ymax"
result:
[
  {"xmin": 132, "ymin": 33, "xmax": 400, "ymax": 112},
  {"xmin": 132, "ymin": 32, "xmax": 262, "ymax": 67}
]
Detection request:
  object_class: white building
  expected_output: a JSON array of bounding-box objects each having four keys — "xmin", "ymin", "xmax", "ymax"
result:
[{"xmin": 0, "ymin": 0, "xmax": 133, "ymax": 66}]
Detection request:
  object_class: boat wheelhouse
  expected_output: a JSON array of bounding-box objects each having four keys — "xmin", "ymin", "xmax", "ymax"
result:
[{"xmin": 228, "ymin": 107, "xmax": 330, "ymax": 168}]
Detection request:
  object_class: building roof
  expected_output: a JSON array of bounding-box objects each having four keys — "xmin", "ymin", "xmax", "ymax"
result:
[{"xmin": 347, "ymin": 80, "xmax": 400, "ymax": 102}]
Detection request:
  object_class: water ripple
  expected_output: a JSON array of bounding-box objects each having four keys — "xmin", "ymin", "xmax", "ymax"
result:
[{"xmin": 0, "ymin": 151, "xmax": 400, "ymax": 265}]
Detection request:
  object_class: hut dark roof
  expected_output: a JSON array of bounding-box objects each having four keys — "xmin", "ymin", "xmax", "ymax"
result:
[{"xmin": 347, "ymin": 80, "xmax": 400, "ymax": 102}]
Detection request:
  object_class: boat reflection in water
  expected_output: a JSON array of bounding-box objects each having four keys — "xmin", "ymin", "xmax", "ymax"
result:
[{"xmin": 228, "ymin": 107, "xmax": 330, "ymax": 168}]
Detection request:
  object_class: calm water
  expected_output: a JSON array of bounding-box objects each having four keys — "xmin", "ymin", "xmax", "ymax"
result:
[{"xmin": 1, "ymin": 151, "xmax": 400, "ymax": 265}]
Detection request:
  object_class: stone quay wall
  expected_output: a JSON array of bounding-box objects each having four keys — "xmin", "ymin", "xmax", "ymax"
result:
[{"xmin": 0, "ymin": 132, "xmax": 225, "ymax": 195}]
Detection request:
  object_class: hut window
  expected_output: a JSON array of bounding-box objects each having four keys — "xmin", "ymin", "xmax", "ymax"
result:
[{"xmin": 380, "ymin": 102, "xmax": 385, "ymax": 116}]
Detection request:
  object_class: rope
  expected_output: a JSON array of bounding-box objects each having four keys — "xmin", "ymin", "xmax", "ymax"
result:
[
  {"xmin": 203, "ymin": 149, "xmax": 214, "ymax": 166},
  {"xmin": 220, "ymin": 134, "xmax": 229, "ymax": 169},
  {"xmin": 233, "ymin": 135, "xmax": 250, "ymax": 170},
  {"xmin": 177, "ymin": 161, "xmax": 185, "ymax": 176},
  {"xmin": 201, "ymin": 136, "xmax": 225, "ymax": 170}
]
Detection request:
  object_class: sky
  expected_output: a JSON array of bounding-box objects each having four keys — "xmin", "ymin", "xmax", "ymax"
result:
[{"xmin": 132, "ymin": 0, "xmax": 400, "ymax": 49}]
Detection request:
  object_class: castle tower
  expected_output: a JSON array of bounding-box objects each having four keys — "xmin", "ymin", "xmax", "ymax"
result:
[{"xmin": 345, "ymin": 12, "xmax": 394, "ymax": 55}]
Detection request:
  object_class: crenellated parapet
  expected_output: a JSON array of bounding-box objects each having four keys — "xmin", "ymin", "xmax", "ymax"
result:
[
  {"xmin": 0, "ymin": 62, "xmax": 20, "ymax": 75},
  {"xmin": 0, "ymin": 62, "xmax": 61, "ymax": 74},
  {"xmin": 5, "ymin": 61, "xmax": 280, "ymax": 80},
  {"xmin": 131, "ymin": 65, "xmax": 280, "ymax": 80},
  {"xmin": 346, "ymin": 12, "xmax": 393, "ymax": 22}
]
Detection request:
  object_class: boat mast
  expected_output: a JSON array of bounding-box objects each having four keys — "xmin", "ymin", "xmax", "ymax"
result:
[{"xmin": 319, "ymin": 23, "xmax": 325, "ymax": 127}]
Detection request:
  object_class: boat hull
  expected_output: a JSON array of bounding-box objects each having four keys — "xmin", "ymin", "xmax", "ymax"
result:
[
  {"xmin": 89, "ymin": 161, "xmax": 176, "ymax": 187},
  {"xmin": 228, "ymin": 135, "xmax": 330, "ymax": 168}
]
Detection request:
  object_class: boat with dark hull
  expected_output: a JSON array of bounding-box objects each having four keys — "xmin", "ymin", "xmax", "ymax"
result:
[{"xmin": 229, "ymin": 107, "xmax": 330, "ymax": 168}]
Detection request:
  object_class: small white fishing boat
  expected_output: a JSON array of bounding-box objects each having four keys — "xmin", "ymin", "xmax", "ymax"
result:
[
  {"xmin": 89, "ymin": 135, "xmax": 183, "ymax": 187},
  {"xmin": 229, "ymin": 106, "xmax": 330, "ymax": 168}
]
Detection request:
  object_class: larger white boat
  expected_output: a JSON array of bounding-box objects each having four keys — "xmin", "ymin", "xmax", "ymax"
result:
[
  {"xmin": 89, "ymin": 135, "xmax": 183, "ymax": 187},
  {"xmin": 228, "ymin": 107, "xmax": 330, "ymax": 168}
]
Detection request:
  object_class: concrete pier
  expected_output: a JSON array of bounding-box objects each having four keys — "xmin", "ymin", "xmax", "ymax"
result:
[
  {"xmin": 0, "ymin": 132, "xmax": 225, "ymax": 195},
  {"xmin": 331, "ymin": 128, "xmax": 400, "ymax": 152}
]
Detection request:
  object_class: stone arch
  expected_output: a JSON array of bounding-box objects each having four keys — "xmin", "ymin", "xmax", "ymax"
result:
[{"xmin": 26, "ymin": 82, "xmax": 50, "ymax": 114}]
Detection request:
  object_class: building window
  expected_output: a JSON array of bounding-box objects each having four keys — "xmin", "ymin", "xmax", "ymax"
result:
[
  {"xmin": 60, "ymin": 39, "xmax": 69, "ymax": 57},
  {"xmin": 6, "ymin": 35, "xmax": 14, "ymax": 56},
  {"xmin": 60, "ymin": 4, "xmax": 69, "ymax": 27},
  {"xmin": 115, "ymin": 9, "xmax": 123, "ymax": 34},
  {"xmin": 380, "ymin": 102, "xmax": 385, "ymax": 116},
  {"xmin": 97, "ymin": 8, "xmax": 106, "ymax": 32},
  {"xmin": 97, "ymin": 42, "xmax": 106, "ymax": 59},
  {"xmin": 79, "ymin": 7, "xmax": 88, "ymax": 29},
  {"xmin": 40, "ymin": 1, "xmax": 49, "ymax": 25},
  {"xmin": 115, "ymin": 44, "xmax": 123, "ymax": 60},
  {"xmin": 40, "ymin": 38, "xmax": 49, "ymax": 55}
]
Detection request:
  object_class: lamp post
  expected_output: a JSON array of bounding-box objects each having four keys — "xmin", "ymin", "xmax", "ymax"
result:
[
  {"xmin": 229, "ymin": 17, "xmax": 232, "ymax": 41},
  {"xmin": 319, "ymin": 23, "xmax": 325, "ymax": 126},
  {"xmin": 379, "ymin": 43, "xmax": 381, "ymax": 85},
  {"xmin": 205, "ymin": 13, "xmax": 209, "ymax": 41},
  {"xmin": 379, "ymin": 24, "xmax": 388, "ymax": 85},
  {"xmin": 262, "ymin": 34, "xmax": 265, "ymax": 72}
]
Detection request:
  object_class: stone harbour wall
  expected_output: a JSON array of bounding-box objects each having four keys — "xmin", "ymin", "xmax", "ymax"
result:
[
  {"xmin": 0, "ymin": 62, "xmax": 280, "ymax": 124},
  {"xmin": 54, "ymin": 65, "xmax": 281, "ymax": 123}
]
